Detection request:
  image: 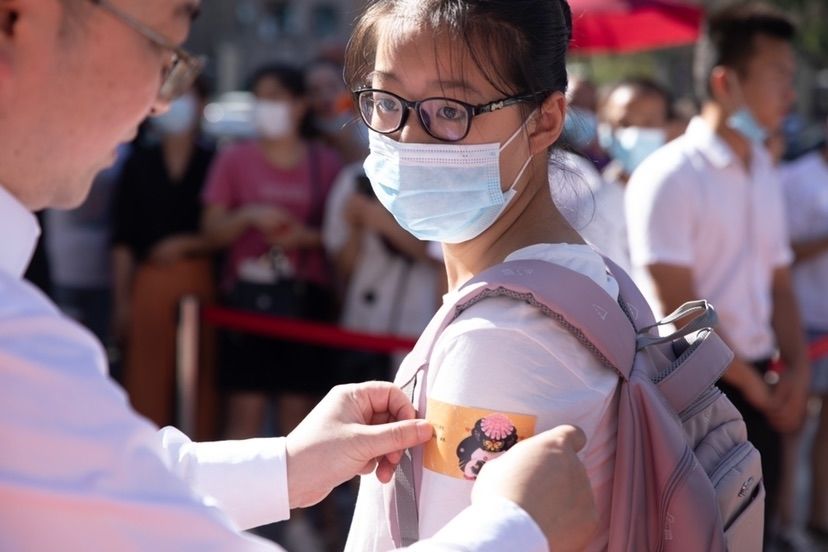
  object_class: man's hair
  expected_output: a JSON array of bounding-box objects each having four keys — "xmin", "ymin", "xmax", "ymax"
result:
[
  {"xmin": 693, "ymin": 2, "xmax": 795, "ymax": 102},
  {"xmin": 600, "ymin": 76, "xmax": 673, "ymax": 120}
]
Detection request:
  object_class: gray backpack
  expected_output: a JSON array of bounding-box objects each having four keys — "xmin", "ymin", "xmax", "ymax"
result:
[{"xmin": 386, "ymin": 258, "xmax": 765, "ymax": 551}]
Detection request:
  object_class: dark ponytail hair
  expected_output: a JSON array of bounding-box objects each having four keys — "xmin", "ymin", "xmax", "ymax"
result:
[{"xmin": 345, "ymin": 0, "xmax": 572, "ymax": 115}]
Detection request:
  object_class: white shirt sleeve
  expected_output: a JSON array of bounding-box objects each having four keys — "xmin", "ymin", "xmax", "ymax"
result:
[
  {"xmin": 154, "ymin": 428, "xmax": 290, "ymax": 530},
  {"xmin": 406, "ymin": 497, "xmax": 547, "ymax": 552},
  {"xmin": 0, "ymin": 277, "xmax": 287, "ymax": 551}
]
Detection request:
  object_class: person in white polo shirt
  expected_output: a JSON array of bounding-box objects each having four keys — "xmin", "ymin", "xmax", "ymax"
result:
[
  {"xmin": 0, "ymin": 1, "xmax": 598, "ymax": 551},
  {"xmin": 625, "ymin": 3, "xmax": 810, "ymax": 541}
]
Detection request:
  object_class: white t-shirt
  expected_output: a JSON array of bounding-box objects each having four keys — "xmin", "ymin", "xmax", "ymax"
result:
[
  {"xmin": 323, "ymin": 164, "xmax": 439, "ymax": 341},
  {"xmin": 552, "ymin": 152, "xmax": 631, "ymax": 273},
  {"xmin": 626, "ymin": 117, "xmax": 793, "ymax": 360},
  {"xmin": 779, "ymin": 151, "xmax": 828, "ymax": 330},
  {"xmin": 346, "ymin": 243, "xmax": 621, "ymax": 552}
]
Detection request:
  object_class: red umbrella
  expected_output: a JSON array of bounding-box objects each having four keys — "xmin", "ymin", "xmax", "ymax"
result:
[{"xmin": 569, "ymin": 0, "xmax": 704, "ymax": 55}]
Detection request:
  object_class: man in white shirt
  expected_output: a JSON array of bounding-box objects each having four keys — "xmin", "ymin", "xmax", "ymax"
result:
[
  {"xmin": 0, "ymin": 1, "xmax": 598, "ymax": 550},
  {"xmin": 625, "ymin": 3, "xmax": 809, "ymax": 539}
]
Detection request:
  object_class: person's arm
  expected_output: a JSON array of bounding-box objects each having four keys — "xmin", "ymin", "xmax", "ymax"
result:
[
  {"xmin": 645, "ymin": 262, "xmax": 773, "ymax": 412},
  {"xmin": 790, "ymin": 235, "xmax": 828, "ymax": 264},
  {"xmin": 167, "ymin": 381, "xmax": 592, "ymax": 552},
  {"xmin": 332, "ymin": 220, "xmax": 364, "ymax": 284},
  {"xmin": 766, "ymin": 266, "xmax": 810, "ymax": 432}
]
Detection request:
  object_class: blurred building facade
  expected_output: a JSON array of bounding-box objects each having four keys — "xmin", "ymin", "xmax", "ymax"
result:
[{"xmin": 187, "ymin": 0, "xmax": 368, "ymax": 93}]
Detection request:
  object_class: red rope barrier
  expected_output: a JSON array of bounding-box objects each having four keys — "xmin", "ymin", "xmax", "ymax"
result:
[
  {"xmin": 809, "ymin": 337, "xmax": 828, "ymax": 363},
  {"xmin": 202, "ymin": 306, "xmax": 417, "ymax": 355},
  {"xmin": 202, "ymin": 305, "xmax": 828, "ymax": 365}
]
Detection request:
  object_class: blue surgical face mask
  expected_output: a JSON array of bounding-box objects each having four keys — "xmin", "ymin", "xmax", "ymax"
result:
[
  {"xmin": 727, "ymin": 107, "xmax": 768, "ymax": 146},
  {"xmin": 564, "ymin": 107, "xmax": 598, "ymax": 150},
  {"xmin": 363, "ymin": 118, "xmax": 533, "ymax": 244},
  {"xmin": 598, "ymin": 124, "xmax": 666, "ymax": 175}
]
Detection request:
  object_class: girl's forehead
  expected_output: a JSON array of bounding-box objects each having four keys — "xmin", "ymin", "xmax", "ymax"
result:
[{"xmin": 373, "ymin": 22, "xmax": 499, "ymax": 100}]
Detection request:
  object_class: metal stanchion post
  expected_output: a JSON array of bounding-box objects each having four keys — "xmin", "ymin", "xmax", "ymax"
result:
[{"xmin": 176, "ymin": 295, "xmax": 200, "ymax": 436}]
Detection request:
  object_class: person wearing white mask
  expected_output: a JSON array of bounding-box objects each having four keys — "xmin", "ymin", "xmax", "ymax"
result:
[
  {"xmin": 112, "ymin": 79, "xmax": 216, "ymax": 429},
  {"xmin": 625, "ymin": 5, "xmax": 809, "ymax": 544},
  {"xmin": 342, "ymin": 1, "xmax": 619, "ymax": 550},
  {"xmin": 201, "ymin": 61, "xmax": 343, "ymax": 450}
]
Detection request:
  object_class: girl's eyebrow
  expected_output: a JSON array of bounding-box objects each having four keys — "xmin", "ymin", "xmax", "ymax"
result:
[
  {"xmin": 367, "ymin": 70, "xmax": 400, "ymax": 83},
  {"xmin": 368, "ymin": 71, "xmax": 482, "ymax": 98},
  {"xmin": 428, "ymin": 79, "xmax": 482, "ymax": 98}
]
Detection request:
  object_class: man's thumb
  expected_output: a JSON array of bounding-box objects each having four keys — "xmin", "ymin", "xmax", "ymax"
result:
[
  {"xmin": 359, "ymin": 419, "xmax": 433, "ymax": 457},
  {"xmin": 542, "ymin": 424, "xmax": 587, "ymax": 453}
]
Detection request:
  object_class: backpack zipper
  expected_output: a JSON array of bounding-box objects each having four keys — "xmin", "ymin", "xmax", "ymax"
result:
[
  {"xmin": 678, "ymin": 386, "xmax": 722, "ymax": 423},
  {"xmin": 656, "ymin": 446, "xmax": 695, "ymax": 552}
]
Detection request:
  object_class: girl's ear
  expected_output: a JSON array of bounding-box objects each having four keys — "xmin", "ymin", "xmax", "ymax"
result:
[{"xmin": 527, "ymin": 91, "xmax": 566, "ymax": 155}]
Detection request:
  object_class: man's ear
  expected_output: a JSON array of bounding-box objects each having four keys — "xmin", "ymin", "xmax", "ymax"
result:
[
  {"xmin": 527, "ymin": 91, "xmax": 565, "ymax": 155},
  {"xmin": 708, "ymin": 65, "xmax": 741, "ymax": 111}
]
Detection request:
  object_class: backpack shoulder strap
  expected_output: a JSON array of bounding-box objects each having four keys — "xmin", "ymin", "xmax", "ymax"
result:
[
  {"xmin": 459, "ymin": 259, "xmax": 636, "ymax": 379},
  {"xmin": 600, "ymin": 256, "xmax": 658, "ymax": 332}
]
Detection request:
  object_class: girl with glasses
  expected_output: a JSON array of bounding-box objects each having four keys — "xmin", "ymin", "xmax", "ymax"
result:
[{"xmin": 344, "ymin": 1, "xmax": 618, "ymax": 550}]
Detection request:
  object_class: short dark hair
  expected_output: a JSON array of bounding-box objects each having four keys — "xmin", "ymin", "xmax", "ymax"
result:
[
  {"xmin": 247, "ymin": 63, "xmax": 308, "ymax": 98},
  {"xmin": 694, "ymin": 2, "xmax": 795, "ymax": 102},
  {"xmin": 246, "ymin": 62, "xmax": 317, "ymax": 138},
  {"xmin": 600, "ymin": 76, "xmax": 673, "ymax": 119},
  {"xmin": 344, "ymin": 0, "xmax": 573, "ymax": 119}
]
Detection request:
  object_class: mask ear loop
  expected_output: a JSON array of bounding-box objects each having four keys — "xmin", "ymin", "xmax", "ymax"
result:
[
  {"xmin": 500, "ymin": 109, "xmax": 539, "ymax": 198},
  {"xmin": 726, "ymin": 70, "xmax": 749, "ymax": 113}
]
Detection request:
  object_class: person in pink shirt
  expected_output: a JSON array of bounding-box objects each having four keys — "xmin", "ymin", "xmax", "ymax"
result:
[{"xmin": 202, "ymin": 63, "xmax": 344, "ymax": 444}]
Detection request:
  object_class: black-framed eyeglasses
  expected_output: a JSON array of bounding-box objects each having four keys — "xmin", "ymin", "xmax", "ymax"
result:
[
  {"xmin": 89, "ymin": 0, "xmax": 205, "ymax": 103},
  {"xmin": 353, "ymin": 88, "xmax": 537, "ymax": 142}
]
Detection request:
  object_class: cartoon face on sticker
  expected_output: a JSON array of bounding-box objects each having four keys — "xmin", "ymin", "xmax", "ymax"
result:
[
  {"xmin": 424, "ymin": 398, "xmax": 536, "ymax": 480},
  {"xmin": 456, "ymin": 414, "xmax": 519, "ymax": 479}
]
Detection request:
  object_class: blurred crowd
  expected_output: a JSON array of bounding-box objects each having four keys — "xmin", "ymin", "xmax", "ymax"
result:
[{"xmin": 27, "ymin": 6, "xmax": 828, "ymax": 550}]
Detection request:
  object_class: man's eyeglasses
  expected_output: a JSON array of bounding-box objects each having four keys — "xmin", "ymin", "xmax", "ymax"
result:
[
  {"xmin": 89, "ymin": 0, "xmax": 204, "ymax": 103},
  {"xmin": 353, "ymin": 89, "xmax": 537, "ymax": 142}
]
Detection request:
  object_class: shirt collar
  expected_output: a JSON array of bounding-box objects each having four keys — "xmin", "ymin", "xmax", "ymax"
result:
[
  {"xmin": 0, "ymin": 184, "xmax": 41, "ymax": 278},
  {"xmin": 685, "ymin": 116, "xmax": 735, "ymax": 169},
  {"xmin": 684, "ymin": 116, "xmax": 772, "ymax": 172}
]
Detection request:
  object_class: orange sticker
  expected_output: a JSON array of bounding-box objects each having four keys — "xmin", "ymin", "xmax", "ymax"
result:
[{"xmin": 424, "ymin": 398, "xmax": 537, "ymax": 480}]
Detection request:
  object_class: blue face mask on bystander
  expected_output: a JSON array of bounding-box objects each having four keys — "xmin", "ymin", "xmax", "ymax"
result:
[
  {"xmin": 599, "ymin": 124, "xmax": 666, "ymax": 176},
  {"xmin": 727, "ymin": 107, "xmax": 768, "ymax": 146}
]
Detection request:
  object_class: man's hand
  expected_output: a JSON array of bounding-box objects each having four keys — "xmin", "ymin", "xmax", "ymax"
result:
[
  {"xmin": 724, "ymin": 357, "xmax": 773, "ymax": 413},
  {"xmin": 767, "ymin": 361, "xmax": 810, "ymax": 432},
  {"xmin": 284, "ymin": 382, "xmax": 432, "ymax": 510},
  {"xmin": 472, "ymin": 425, "xmax": 598, "ymax": 552}
]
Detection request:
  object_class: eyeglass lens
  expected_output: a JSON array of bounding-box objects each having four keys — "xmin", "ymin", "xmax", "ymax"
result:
[
  {"xmin": 159, "ymin": 55, "xmax": 204, "ymax": 102},
  {"xmin": 359, "ymin": 90, "xmax": 470, "ymax": 141}
]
